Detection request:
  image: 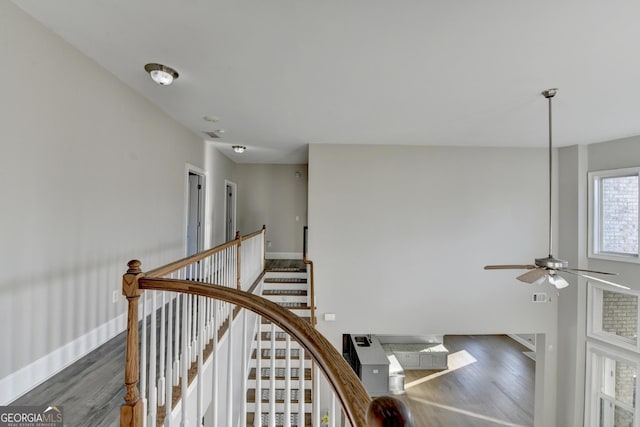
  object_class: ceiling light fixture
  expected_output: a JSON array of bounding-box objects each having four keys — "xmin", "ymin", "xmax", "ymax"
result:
[
  {"xmin": 144, "ymin": 63, "xmax": 179, "ymax": 86},
  {"xmin": 232, "ymin": 145, "xmax": 246, "ymax": 153}
]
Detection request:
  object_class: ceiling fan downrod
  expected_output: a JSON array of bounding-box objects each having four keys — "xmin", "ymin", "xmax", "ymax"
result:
[{"xmin": 542, "ymin": 88, "xmax": 557, "ymax": 258}]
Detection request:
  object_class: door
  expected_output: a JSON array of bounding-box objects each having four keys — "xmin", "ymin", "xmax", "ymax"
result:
[
  {"xmin": 225, "ymin": 181, "xmax": 237, "ymax": 242},
  {"xmin": 187, "ymin": 172, "xmax": 204, "ymax": 256}
]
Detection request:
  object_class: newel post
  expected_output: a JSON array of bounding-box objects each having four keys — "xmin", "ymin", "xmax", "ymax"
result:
[
  {"xmin": 235, "ymin": 231, "xmax": 242, "ymax": 289},
  {"xmin": 120, "ymin": 260, "xmax": 144, "ymax": 427}
]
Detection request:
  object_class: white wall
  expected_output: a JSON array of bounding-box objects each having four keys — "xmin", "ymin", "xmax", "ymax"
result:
[
  {"xmin": 556, "ymin": 144, "xmax": 589, "ymax": 427},
  {"xmin": 0, "ymin": 1, "xmax": 205, "ymax": 403},
  {"xmin": 235, "ymin": 164, "xmax": 308, "ymax": 255},
  {"xmin": 308, "ymin": 144, "xmax": 558, "ymax": 426},
  {"xmin": 205, "ymin": 142, "xmax": 237, "ymax": 247}
]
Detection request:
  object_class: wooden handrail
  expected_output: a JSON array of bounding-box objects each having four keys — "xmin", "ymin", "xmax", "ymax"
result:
[
  {"xmin": 138, "ymin": 277, "xmax": 371, "ymax": 427},
  {"xmin": 144, "ymin": 228, "xmax": 266, "ymax": 278},
  {"xmin": 302, "ymin": 226, "xmax": 316, "ymax": 326}
]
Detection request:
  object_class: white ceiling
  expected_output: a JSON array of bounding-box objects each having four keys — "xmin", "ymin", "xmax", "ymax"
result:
[{"xmin": 14, "ymin": 0, "xmax": 640, "ymax": 164}]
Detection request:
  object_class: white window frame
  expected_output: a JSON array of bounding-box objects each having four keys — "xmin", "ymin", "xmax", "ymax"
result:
[
  {"xmin": 585, "ymin": 342, "xmax": 640, "ymax": 427},
  {"xmin": 588, "ymin": 167, "xmax": 640, "ymax": 263},
  {"xmin": 588, "ymin": 282, "xmax": 640, "ymax": 353}
]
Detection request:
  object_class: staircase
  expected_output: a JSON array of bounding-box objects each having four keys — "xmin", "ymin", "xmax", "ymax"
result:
[{"xmin": 246, "ymin": 260, "xmax": 314, "ymax": 426}]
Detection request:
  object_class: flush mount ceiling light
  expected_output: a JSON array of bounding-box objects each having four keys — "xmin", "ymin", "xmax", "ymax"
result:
[
  {"xmin": 232, "ymin": 145, "xmax": 246, "ymax": 153},
  {"xmin": 144, "ymin": 63, "xmax": 179, "ymax": 86}
]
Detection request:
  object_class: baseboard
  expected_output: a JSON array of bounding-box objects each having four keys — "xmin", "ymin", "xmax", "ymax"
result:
[
  {"xmin": 266, "ymin": 252, "xmax": 302, "ymax": 260},
  {"xmin": 508, "ymin": 334, "xmax": 536, "ymax": 351},
  {"xmin": 0, "ymin": 312, "xmax": 128, "ymax": 405}
]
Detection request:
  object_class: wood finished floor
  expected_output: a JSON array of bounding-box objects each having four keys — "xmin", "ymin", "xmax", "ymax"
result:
[
  {"xmin": 12, "ymin": 330, "xmax": 125, "ymax": 427},
  {"xmin": 397, "ymin": 335, "xmax": 535, "ymax": 427}
]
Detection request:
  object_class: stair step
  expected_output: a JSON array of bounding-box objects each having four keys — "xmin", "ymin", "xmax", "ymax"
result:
[
  {"xmin": 265, "ymin": 277, "xmax": 308, "ymax": 284},
  {"xmin": 246, "ymin": 412, "xmax": 311, "ymax": 427},
  {"xmin": 276, "ymin": 302, "xmax": 310, "ymax": 309},
  {"xmin": 249, "ymin": 367, "xmax": 312, "ymax": 381},
  {"xmin": 246, "ymin": 388, "xmax": 312, "ymax": 404},
  {"xmin": 267, "ymin": 266, "xmax": 307, "ymax": 273},
  {"xmin": 252, "ymin": 348, "xmax": 312, "ymax": 360},
  {"xmin": 263, "ymin": 289, "xmax": 307, "ymax": 296}
]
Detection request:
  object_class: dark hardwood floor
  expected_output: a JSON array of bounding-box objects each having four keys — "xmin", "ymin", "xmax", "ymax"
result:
[
  {"xmin": 12, "ymin": 331, "xmax": 125, "ymax": 427},
  {"xmin": 398, "ymin": 335, "xmax": 535, "ymax": 427}
]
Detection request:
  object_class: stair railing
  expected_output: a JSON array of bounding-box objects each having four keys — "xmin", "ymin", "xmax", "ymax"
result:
[
  {"xmin": 120, "ymin": 227, "xmax": 371, "ymax": 427},
  {"xmin": 302, "ymin": 226, "xmax": 315, "ymax": 328}
]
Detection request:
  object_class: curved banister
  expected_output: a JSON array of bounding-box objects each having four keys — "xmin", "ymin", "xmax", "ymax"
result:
[{"xmin": 139, "ymin": 276, "xmax": 371, "ymax": 427}]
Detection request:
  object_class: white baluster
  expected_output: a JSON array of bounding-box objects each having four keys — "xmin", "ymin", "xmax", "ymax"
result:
[
  {"xmin": 148, "ymin": 291, "xmax": 157, "ymax": 427},
  {"xmin": 186, "ymin": 286, "xmax": 191, "ymax": 365},
  {"xmin": 211, "ymin": 299, "xmax": 219, "ymax": 427},
  {"xmin": 197, "ymin": 296, "xmax": 204, "ymax": 427},
  {"xmin": 181, "ymin": 294, "xmax": 189, "ymax": 427},
  {"xmin": 165, "ymin": 292, "xmax": 173, "ymax": 427},
  {"xmin": 285, "ymin": 335, "xmax": 291, "ymax": 427},
  {"xmin": 173, "ymin": 291, "xmax": 180, "ymax": 386},
  {"xmin": 140, "ymin": 293, "xmax": 148, "ymax": 427},
  {"xmin": 255, "ymin": 316, "xmax": 262, "ymax": 427},
  {"xmin": 269, "ymin": 324, "xmax": 276, "ymax": 427},
  {"xmin": 314, "ymin": 364, "xmax": 320, "ymax": 427},
  {"xmin": 158, "ymin": 291, "xmax": 166, "ymax": 407},
  {"xmin": 330, "ymin": 391, "xmax": 336, "ymax": 427},
  {"xmin": 191, "ymin": 295, "xmax": 197, "ymax": 363},
  {"xmin": 241, "ymin": 310, "xmax": 248, "ymax": 427},
  {"xmin": 226, "ymin": 303, "xmax": 234, "ymax": 427}
]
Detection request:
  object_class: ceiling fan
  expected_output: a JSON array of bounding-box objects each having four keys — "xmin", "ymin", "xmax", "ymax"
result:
[{"xmin": 484, "ymin": 88, "xmax": 628, "ymax": 290}]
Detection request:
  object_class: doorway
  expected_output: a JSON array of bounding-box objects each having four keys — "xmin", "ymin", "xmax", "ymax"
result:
[
  {"xmin": 224, "ymin": 180, "xmax": 237, "ymax": 242},
  {"xmin": 186, "ymin": 170, "xmax": 205, "ymax": 257}
]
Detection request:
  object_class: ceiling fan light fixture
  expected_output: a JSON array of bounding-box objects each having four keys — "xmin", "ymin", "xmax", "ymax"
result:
[
  {"xmin": 548, "ymin": 274, "xmax": 569, "ymax": 289},
  {"xmin": 144, "ymin": 63, "xmax": 179, "ymax": 86}
]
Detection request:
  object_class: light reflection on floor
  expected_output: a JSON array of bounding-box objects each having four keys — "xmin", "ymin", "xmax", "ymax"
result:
[
  {"xmin": 404, "ymin": 349, "xmax": 477, "ymax": 389},
  {"xmin": 404, "ymin": 350, "xmax": 530, "ymax": 427},
  {"xmin": 408, "ymin": 396, "xmax": 529, "ymax": 427}
]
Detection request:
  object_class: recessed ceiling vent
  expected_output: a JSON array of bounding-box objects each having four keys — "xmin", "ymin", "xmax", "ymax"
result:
[{"xmin": 203, "ymin": 131, "xmax": 220, "ymax": 139}]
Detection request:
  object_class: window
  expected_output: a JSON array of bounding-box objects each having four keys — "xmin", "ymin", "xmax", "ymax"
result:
[
  {"xmin": 586, "ymin": 344, "xmax": 639, "ymax": 427},
  {"xmin": 588, "ymin": 284, "xmax": 640, "ymax": 351},
  {"xmin": 589, "ymin": 167, "xmax": 640, "ymax": 262},
  {"xmin": 587, "ymin": 284, "xmax": 640, "ymax": 426}
]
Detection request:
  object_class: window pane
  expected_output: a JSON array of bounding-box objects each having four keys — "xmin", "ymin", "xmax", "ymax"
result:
[
  {"xmin": 599, "ymin": 395, "xmax": 636, "ymax": 427},
  {"xmin": 601, "ymin": 175, "xmax": 639, "ymax": 255},
  {"xmin": 600, "ymin": 356, "xmax": 637, "ymax": 406},
  {"xmin": 615, "ymin": 404, "xmax": 634, "ymax": 427},
  {"xmin": 602, "ymin": 290, "xmax": 638, "ymax": 344}
]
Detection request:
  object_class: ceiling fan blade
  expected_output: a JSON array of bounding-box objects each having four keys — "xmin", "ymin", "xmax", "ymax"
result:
[
  {"xmin": 561, "ymin": 267, "xmax": 618, "ymax": 276},
  {"xmin": 561, "ymin": 270, "xmax": 630, "ymax": 290},
  {"xmin": 517, "ymin": 268, "xmax": 547, "ymax": 284},
  {"xmin": 484, "ymin": 265, "xmax": 537, "ymax": 270}
]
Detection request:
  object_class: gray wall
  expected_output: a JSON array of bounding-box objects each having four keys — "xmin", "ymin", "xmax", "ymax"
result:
[
  {"xmin": 235, "ymin": 164, "xmax": 308, "ymax": 255},
  {"xmin": 308, "ymin": 143, "xmax": 558, "ymax": 426},
  {"xmin": 0, "ymin": 1, "xmax": 206, "ymax": 403}
]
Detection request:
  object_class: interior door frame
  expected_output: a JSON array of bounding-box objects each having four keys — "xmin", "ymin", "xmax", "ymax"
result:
[
  {"xmin": 224, "ymin": 179, "xmax": 237, "ymax": 242},
  {"xmin": 185, "ymin": 164, "xmax": 207, "ymax": 256}
]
